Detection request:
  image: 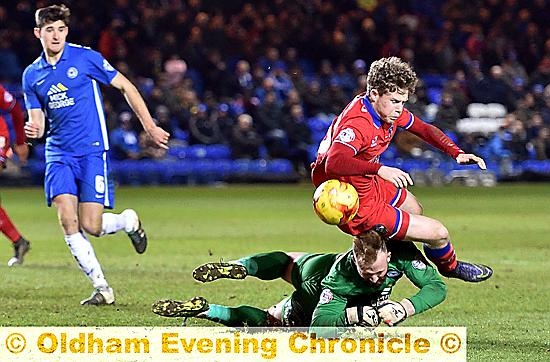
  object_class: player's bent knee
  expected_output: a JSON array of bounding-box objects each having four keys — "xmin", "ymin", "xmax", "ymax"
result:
[
  {"xmin": 80, "ymin": 221, "xmax": 102, "ymax": 237},
  {"xmin": 433, "ymin": 224, "xmax": 449, "ymax": 241}
]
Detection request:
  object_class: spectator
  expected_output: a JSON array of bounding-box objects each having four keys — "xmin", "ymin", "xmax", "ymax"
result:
[
  {"xmin": 503, "ymin": 119, "xmax": 529, "ymax": 161},
  {"xmin": 529, "ymin": 57, "xmax": 550, "ymax": 88},
  {"xmin": 153, "ymin": 105, "xmax": 174, "ymax": 138},
  {"xmin": 283, "ymin": 104, "xmax": 312, "ymax": 176},
  {"xmin": 302, "ymin": 79, "xmax": 330, "ymax": 118},
  {"xmin": 326, "ymin": 80, "xmax": 349, "ymax": 116},
  {"xmin": 216, "ymin": 103, "xmax": 235, "ymax": 143},
  {"xmin": 433, "ymin": 91, "xmax": 461, "ymax": 142},
  {"xmin": 110, "ymin": 112, "xmax": 141, "ymax": 160},
  {"xmin": 529, "ymin": 126, "xmax": 550, "ymax": 160},
  {"xmin": 255, "ymin": 91, "xmax": 287, "ymax": 159},
  {"xmin": 233, "ymin": 60, "xmax": 254, "ymax": 95},
  {"xmin": 188, "ymin": 104, "xmax": 223, "ymax": 145},
  {"xmin": 229, "ymin": 113, "xmax": 263, "ymax": 159}
]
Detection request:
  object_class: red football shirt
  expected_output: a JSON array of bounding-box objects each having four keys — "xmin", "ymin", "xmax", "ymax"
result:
[
  {"xmin": 0, "ymin": 84, "xmax": 26, "ymax": 145},
  {"xmin": 312, "ymin": 92, "xmax": 463, "ymax": 189}
]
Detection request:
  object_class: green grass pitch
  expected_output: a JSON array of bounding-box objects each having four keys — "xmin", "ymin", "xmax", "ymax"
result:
[{"xmin": 1, "ymin": 183, "xmax": 549, "ymax": 361}]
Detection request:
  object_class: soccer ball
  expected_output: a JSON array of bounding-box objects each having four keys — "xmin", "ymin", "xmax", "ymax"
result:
[{"xmin": 313, "ymin": 179, "xmax": 359, "ymax": 225}]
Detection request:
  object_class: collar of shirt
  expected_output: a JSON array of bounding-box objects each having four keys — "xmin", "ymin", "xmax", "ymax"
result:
[
  {"xmin": 361, "ymin": 95, "xmax": 382, "ymax": 129},
  {"xmin": 38, "ymin": 43, "xmax": 70, "ymax": 69}
]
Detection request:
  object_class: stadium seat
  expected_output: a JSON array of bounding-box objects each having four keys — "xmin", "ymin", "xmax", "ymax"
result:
[
  {"xmin": 172, "ymin": 128, "xmax": 189, "ymax": 142},
  {"xmin": 467, "ymin": 103, "xmax": 490, "ymax": 118},
  {"xmin": 204, "ymin": 144, "xmax": 231, "ymax": 159},
  {"xmin": 486, "ymin": 103, "xmax": 507, "ymax": 118},
  {"xmin": 266, "ymin": 159, "xmax": 294, "ymax": 174},
  {"xmin": 167, "ymin": 144, "xmax": 189, "ymax": 159},
  {"xmin": 420, "ymin": 74, "xmax": 449, "ymax": 88},
  {"xmin": 426, "ymin": 87, "xmax": 442, "ymax": 105},
  {"xmin": 522, "ymin": 160, "xmax": 550, "ymax": 175},
  {"xmin": 187, "ymin": 144, "xmax": 208, "ymax": 159},
  {"xmin": 456, "ymin": 117, "xmax": 504, "ymax": 134}
]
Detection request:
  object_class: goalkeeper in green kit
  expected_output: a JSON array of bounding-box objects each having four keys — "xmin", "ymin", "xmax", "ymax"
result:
[{"xmin": 152, "ymin": 227, "xmax": 446, "ymax": 328}]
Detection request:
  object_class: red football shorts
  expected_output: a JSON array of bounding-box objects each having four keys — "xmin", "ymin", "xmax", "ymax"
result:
[{"xmin": 339, "ymin": 176, "xmax": 410, "ymax": 240}]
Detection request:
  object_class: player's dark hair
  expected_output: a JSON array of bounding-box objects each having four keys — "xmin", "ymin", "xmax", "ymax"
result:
[
  {"xmin": 35, "ymin": 4, "xmax": 70, "ymax": 28},
  {"xmin": 366, "ymin": 57, "xmax": 418, "ymax": 95},
  {"xmin": 352, "ymin": 229, "xmax": 388, "ymax": 267}
]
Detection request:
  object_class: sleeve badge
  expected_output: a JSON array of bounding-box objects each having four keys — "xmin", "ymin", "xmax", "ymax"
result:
[
  {"xmin": 412, "ymin": 260, "xmax": 427, "ymax": 270},
  {"xmin": 319, "ymin": 289, "xmax": 334, "ymax": 304},
  {"xmin": 336, "ymin": 128, "xmax": 356, "ymax": 143}
]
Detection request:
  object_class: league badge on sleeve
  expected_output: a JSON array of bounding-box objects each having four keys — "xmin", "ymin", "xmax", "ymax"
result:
[
  {"xmin": 336, "ymin": 128, "xmax": 356, "ymax": 143},
  {"xmin": 412, "ymin": 260, "xmax": 427, "ymax": 270},
  {"xmin": 103, "ymin": 59, "xmax": 115, "ymax": 72},
  {"xmin": 319, "ymin": 289, "xmax": 334, "ymax": 304}
]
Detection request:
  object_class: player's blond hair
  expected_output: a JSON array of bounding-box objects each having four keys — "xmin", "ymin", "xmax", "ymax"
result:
[
  {"xmin": 35, "ymin": 4, "xmax": 70, "ymax": 28},
  {"xmin": 352, "ymin": 229, "xmax": 388, "ymax": 267},
  {"xmin": 366, "ymin": 57, "xmax": 418, "ymax": 94}
]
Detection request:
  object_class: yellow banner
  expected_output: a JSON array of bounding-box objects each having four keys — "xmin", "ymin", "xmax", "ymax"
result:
[{"xmin": 0, "ymin": 326, "xmax": 466, "ymax": 361}]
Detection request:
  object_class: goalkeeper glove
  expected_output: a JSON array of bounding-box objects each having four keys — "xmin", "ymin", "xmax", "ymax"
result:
[
  {"xmin": 377, "ymin": 300, "xmax": 407, "ymax": 326},
  {"xmin": 345, "ymin": 305, "xmax": 380, "ymax": 327}
]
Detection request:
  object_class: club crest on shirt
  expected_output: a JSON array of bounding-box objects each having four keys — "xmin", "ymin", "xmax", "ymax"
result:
[
  {"xmin": 319, "ymin": 289, "xmax": 333, "ymax": 304},
  {"xmin": 103, "ymin": 59, "xmax": 115, "ymax": 72},
  {"xmin": 336, "ymin": 128, "xmax": 355, "ymax": 143},
  {"xmin": 386, "ymin": 270, "xmax": 402, "ymax": 279},
  {"xmin": 67, "ymin": 67, "xmax": 78, "ymax": 79},
  {"xmin": 370, "ymin": 135, "xmax": 378, "ymax": 147},
  {"xmin": 412, "ymin": 260, "xmax": 427, "ymax": 270}
]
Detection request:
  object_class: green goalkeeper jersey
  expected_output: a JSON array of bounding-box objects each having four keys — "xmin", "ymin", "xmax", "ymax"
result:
[{"xmin": 304, "ymin": 242, "xmax": 446, "ymax": 327}]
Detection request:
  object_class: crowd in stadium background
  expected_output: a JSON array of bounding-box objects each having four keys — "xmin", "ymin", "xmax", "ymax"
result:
[{"xmin": 1, "ymin": 0, "xmax": 550, "ymax": 181}]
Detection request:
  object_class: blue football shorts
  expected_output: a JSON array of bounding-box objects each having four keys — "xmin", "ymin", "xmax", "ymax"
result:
[{"xmin": 44, "ymin": 152, "xmax": 115, "ymax": 208}]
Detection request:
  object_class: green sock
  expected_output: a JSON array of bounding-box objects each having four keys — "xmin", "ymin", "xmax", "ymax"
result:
[
  {"xmin": 236, "ymin": 251, "xmax": 291, "ymax": 280},
  {"xmin": 205, "ymin": 304, "xmax": 268, "ymax": 327}
]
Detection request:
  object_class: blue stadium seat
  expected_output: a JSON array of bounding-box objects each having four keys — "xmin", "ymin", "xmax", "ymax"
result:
[
  {"xmin": 187, "ymin": 144, "xmax": 208, "ymax": 159},
  {"xmin": 167, "ymin": 144, "xmax": 189, "ymax": 159},
  {"xmin": 204, "ymin": 144, "xmax": 231, "ymax": 159},
  {"xmin": 420, "ymin": 74, "xmax": 449, "ymax": 88},
  {"xmin": 427, "ymin": 87, "xmax": 442, "ymax": 105},
  {"xmin": 230, "ymin": 159, "xmax": 253, "ymax": 174},
  {"xmin": 172, "ymin": 128, "xmax": 189, "ymax": 142},
  {"xmin": 522, "ymin": 160, "xmax": 550, "ymax": 174},
  {"xmin": 266, "ymin": 159, "xmax": 294, "ymax": 174}
]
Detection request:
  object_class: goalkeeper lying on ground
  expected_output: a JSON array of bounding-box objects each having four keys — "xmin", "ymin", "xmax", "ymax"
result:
[{"xmin": 152, "ymin": 227, "xmax": 446, "ymax": 328}]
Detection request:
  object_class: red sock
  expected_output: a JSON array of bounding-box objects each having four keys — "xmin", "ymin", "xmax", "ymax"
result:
[
  {"xmin": 0, "ymin": 206, "xmax": 22, "ymax": 243},
  {"xmin": 424, "ymin": 243, "xmax": 458, "ymax": 273}
]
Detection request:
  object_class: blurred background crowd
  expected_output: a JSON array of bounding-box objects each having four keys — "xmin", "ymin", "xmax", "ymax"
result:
[{"xmin": 1, "ymin": 0, "xmax": 550, "ymax": 181}]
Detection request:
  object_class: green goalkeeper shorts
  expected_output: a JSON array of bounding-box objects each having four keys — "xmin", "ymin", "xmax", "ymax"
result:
[{"xmin": 280, "ymin": 253, "xmax": 339, "ymax": 326}]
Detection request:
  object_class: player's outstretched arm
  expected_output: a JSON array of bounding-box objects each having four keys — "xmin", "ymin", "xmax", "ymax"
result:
[
  {"xmin": 456, "ymin": 153, "xmax": 487, "ymax": 170},
  {"xmin": 110, "ymin": 73, "xmax": 170, "ymax": 149}
]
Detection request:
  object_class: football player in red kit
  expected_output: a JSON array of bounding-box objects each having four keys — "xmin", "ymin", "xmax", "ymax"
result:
[
  {"xmin": 0, "ymin": 83, "xmax": 31, "ymax": 266},
  {"xmin": 0, "ymin": 83, "xmax": 28, "ymax": 168},
  {"xmin": 311, "ymin": 57, "xmax": 492, "ymax": 283}
]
